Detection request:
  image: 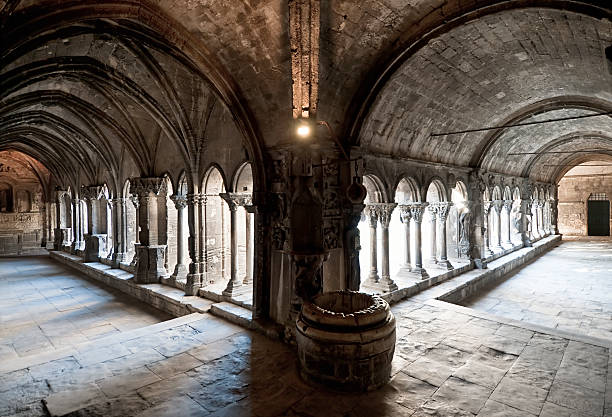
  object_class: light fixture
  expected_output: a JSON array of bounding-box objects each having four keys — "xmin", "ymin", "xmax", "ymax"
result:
[{"xmin": 296, "ymin": 119, "xmax": 312, "ymax": 139}]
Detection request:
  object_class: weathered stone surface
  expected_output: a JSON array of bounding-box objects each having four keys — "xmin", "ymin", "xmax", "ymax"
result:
[
  {"xmin": 490, "ymin": 377, "xmax": 548, "ymax": 415},
  {"xmin": 547, "ymin": 380, "xmax": 605, "ymax": 416}
]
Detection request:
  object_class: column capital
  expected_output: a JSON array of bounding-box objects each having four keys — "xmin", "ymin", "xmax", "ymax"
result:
[
  {"xmin": 129, "ymin": 177, "xmax": 167, "ymax": 197},
  {"xmin": 376, "ymin": 203, "xmax": 396, "ymax": 228},
  {"xmin": 503, "ymin": 200, "xmax": 513, "ymax": 211},
  {"xmin": 409, "ymin": 202, "xmax": 429, "ymax": 222},
  {"xmin": 130, "ymin": 195, "xmax": 140, "ymax": 209},
  {"xmin": 431, "ymin": 201, "xmax": 453, "ymax": 220},
  {"xmin": 398, "ymin": 204, "xmax": 412, "ymax": 223},
  {"xmin": 187, "ymin": 193, "xmax": 206, "ymax": 206},
  {"xmin": 81, "ymin": 185, "xmax": 104, "ymax": 201},
  {"xmin": 219, "ymin": 192, "xmax": 252, "ymax": 211},
  {"xmin": 170, "ymin": 194, "xmax": 188, "ymax": 210},
  {"xmin": 492, "ymin": 199, "xmax": 504, "ymax": 213},
  {"xmin": 364, "ymin": 204, "xmax": 379, "ymax": 227}
]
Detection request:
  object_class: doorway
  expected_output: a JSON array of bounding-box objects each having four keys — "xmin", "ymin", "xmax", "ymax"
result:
[{"xmin": 587, "ymin": 193, "xmax": 610, "ymax": 236}]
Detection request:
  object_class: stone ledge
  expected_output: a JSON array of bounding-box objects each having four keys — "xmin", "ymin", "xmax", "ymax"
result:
[
  {"xmin": 49, "ymin": 251, "xmax": 214, "ymax": 318},
  {"xmin": 437, "ymin": 235, "xmax": 561, "ymax": 304}
]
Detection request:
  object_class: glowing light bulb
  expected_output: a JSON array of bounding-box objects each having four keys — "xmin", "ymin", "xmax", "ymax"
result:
[{"xmin": 296, "ymin": 124, "xmax": 311, "ymax": 138}]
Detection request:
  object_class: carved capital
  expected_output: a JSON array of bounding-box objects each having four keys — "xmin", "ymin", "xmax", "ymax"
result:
[
  {"xmin": 129, "ymin": 177, "xmax": 166, "ymax": 198},
  {"xmin": 434, "ymin": 201, "xmax": 452, "ymax": 221},
  {"xmin": 365, "ymin": 204, "xmax": 379, "ymax": 227},
  {"xmin": 170, "ymin": 194, "xmax": 188, "ymax": 210},
  {"xmin": 409, "ymin": 202, "xmax": 429, "ymax": 223},
  {"xmin": 81, "ymin": 185, "xmax": 104, "ymax": 201},
  {"xmin": 219, "ymin": 192, "xmax": 252, "ymax": 211},
  {"xmin": 398, "ymin": 204, "xmax": 412, "ymax": 224},
  {"xmin": 376, "ymin": 203, "xmax": 396, "ymax": 228}
]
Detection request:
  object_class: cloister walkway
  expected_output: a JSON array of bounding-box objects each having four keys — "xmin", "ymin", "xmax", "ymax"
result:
[{"xmin": 462, "ymin": 239, "xmax": 612, "ymax": 342}]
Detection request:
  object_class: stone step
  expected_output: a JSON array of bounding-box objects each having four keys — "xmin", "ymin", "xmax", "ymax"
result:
[{"xmin": 210, "ymin": 301, "xmax": 254, "ymax": 329}]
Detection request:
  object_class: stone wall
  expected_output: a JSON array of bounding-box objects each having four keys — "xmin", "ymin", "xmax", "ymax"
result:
[{"xmin": 558, "ymin": 174, "xmax": 612, "ymax": 236}]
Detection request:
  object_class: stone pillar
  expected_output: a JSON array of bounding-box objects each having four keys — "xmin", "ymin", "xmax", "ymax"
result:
[
  {"xmin": 71, "ymin": 197, "xmax": 82, "ymax": 254},
  {"xmin": 364, "ymin": 205, "xmax": 379, "ymax": 285},
  {"xmin": 503, "ymin": 200, "xmax": 513, "ymax": 245},
  {"xmin": 54, "ymin": 189, "xmax": 65, "ymax": 250},
  {"xmin": 397, "ymin": 205, "xmax": 412, "ymax": 276},
  {"xmin": 550, "ymin": 196, "xmax": 559, "ymax": 234},
  {"xmin": 538, "ymin": 201, "xmax": 546, "ymax": 236},
  {"xmin": 111, "ymin": 198, "xmax": 128, "ymax": 267},
  {"xmin": 243, "ymin": 207, "xmax": 254, "ymax": 285},
  {"xmin": 185, "ymin": 193, "xmax": 206, "ymax": 295},
  {"xmin": 483, "ymin": 201, "xmax": 494, "ymax": 256},
  {"xmin": 220, "ymin": 193, "xmax": 251, "ymax": 297},
  {"xmin": 531, "ymin": 199, "xmax": 540, "ymax": 239},
  {"xmin": 130, "ymin": 177, "xmax": 168, "ymax": 284},
  {"xmin": 373, "ymin": 203, "xmax": 397, "ymax": 292},
  {"xmin": 427, "ymin": 205, "xmax": 437, "ymax": 264},
  {"xmin": 493, "ymin": 200, "xmax": 503, "ymax": 249},
  {"xmin": 436, "ymin": 202, "xmax": 453, "ymax": 270},
  {"xmin": 169, "ymin": 194, "xmax": 188, "ymax": 283},
  {"xmin": 409, "ymin": 203, "xmax": 429, "ymax": 279},
  {"xmin": 81, "ymin": 185, "xmax": 105, "ymax": 261},
  {"xmin": 105, "ymin": 200, "xmax": 114, "ymax": 261},
  {"xmin": 129, "ymin": 196, "xmax": 140, "ymax": 267}
]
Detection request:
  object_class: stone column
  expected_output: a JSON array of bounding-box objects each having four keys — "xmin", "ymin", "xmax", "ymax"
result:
[
  {"xmin": 185, "ymin": 193, "xmax": 205, "ymax": 295},
  {"xmin": 531, "ymin": 199, "xmax": 540, "ymax": 239},
  {"xmin": 539, "ymin": 201, "xmax": 546, "ymax": 236},
  {"xmin": 409, "ymin": 203, "xmax": 429, "ymax": 279},
  {"xmin": 436, "ymin": 202, "xmax": 453, "ymax": 270},
  {"xmin": 81, "ymin": 185, "xmax": 105, "ymax": 261},
  {"xmin": 427, "ymin": 205, "xmax": 437, "ymax": 264},
  {"xmin": 376, "ymin": 203, "xmax": 398, "ymax": 292},
  {"xmin": 54, "ymin": 189, "xmax": 65, "ymax": 250},
  {"xmin": 483, "ymin": 201, "xmax": 494, "ymax": 256},
  {"xmin": 550, "ymin": 196, "xmax": 559, "ymax": 234},
  {"xmin": 111, "ymin": 198, "xmax": 127, "ymax": 267},
  {"xmin": 503, "ymin": 200, "xmax": 513, "ymax": 245},
  {"xmin": 397, "ymin": 204, "xmax": 412, "ymax": 276},
  {"xmin": 70, "ymin": 197, "xmax": 82, "ymax": 254},
  {"xmin": 220, "ymin": 193, "xmax": 249, "ymax": 297},
  {"xmin": 105, "ymin": 200, "xmax": 114, "ymax": 261},
  {"xmin": 493, "ymin": 200, "xmax": 503, "ymax": 249},
  {"xmin": 129, "ymin": 196, "xmax": 140, "ymax": 267},
  {"xmin": 130, "ymin": 177, "xmax": 168, "ymax": 284},
  {"xmin": 364, "ymin": 205, "xmax": 380, "ymax": 285},
  {"xmin": 243, "ymin": 206, "xmax": 254, "ymax": 285},
  {"xmin": 170, "ymin": 194, "xmax": 188, "ymax": 283}
]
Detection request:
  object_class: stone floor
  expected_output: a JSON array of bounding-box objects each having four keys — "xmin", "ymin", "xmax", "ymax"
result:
[
  {"xmin": 462, "ymin": 239, "xmax": 612, "ymax": 341},
  {"xmin": 0, "ymin": 257, "xmax": 172, "ymax": 359},
  {"xmin": 1, "ymin": 253, "xmax": 611, "ymax": 417}
]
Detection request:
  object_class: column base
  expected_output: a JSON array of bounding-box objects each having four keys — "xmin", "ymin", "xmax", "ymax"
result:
[
  {"xmin": 364, "ymin": 275, "xmax": 398, "ymax": 293},
  {"xmin": 84, "ymin": 235, "xmax": 106, "ymax": 262},
  {"xmin": 185, "ymin": 272, "xmax": 203, "ymax": 296},
  {"xmin": 171, "ymin": 263, "xmax": 188, "ymax": 282},
  {"xmin": 363, "ymin": 272, "xmax": 380, "ymax": 287},
  {"xmin": 222, "ymin": 280, "xmax": 250, "ymax": 298},
  {"xmin": 437, "ymin": 259, "xmax": 454, "ymax": 270},
  {"xmin": 410, "ymin": 267, "xmax": 429, "ymax": 280},
  {"xmin": 473, "ymin": 258, "xmax": 487, "ymax": 269},
  {"xmin": 134, "ymin": 245, "xmax": 167, "ymax": 284},
  {"xmin": 112, "ymin": 252, "xmax": 128, "ymax": 268},
  {"xmin": 395, "ymin": 265, "xmax": 412, "ymax": 278}
]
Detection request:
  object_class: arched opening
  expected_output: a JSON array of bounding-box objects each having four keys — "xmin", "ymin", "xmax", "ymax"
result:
[
  {"xmin": 358, "ymin": 174, "xmax": 385, "ymax": 290},
  {"xmin": 164, "ymin": 176, "xmax": 177, "ymax": 277},
  {"xmin": 422, "ymin": 180, "xmax": 446, "ymax": 266},
  {"xmin": 558, "ymin": 161, "xmax": 612, "ymax": 237},
  {"xmin": 203, "ymin": 167, "xmax": 230, "ymax": 293},
  {"xmin": 124, "ymin": 180, "xmax": 137, "ymax": 265},
  {"xmin": 450, "ymin": 181, "xmax": 468, "ymax": 259},
  {"xmin": 233, "ymin": 163, "xmax": 254, "ymax": 300},
  {"xmin": 390, "ymin": 177, "xmax": 418, "ymax": 279}
]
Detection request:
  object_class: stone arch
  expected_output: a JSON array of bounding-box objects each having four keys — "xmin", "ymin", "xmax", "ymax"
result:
[
  {"xmin": 203, "ymin": 165, "xmax": 230, "ymax": 288},
  {"xmin": 394, "ymin": 177, "xmax": 419, "ymax": 203},
  {"xmin": 232, "ymin": 162, "xmax": 253, "ymax": 194},
  {"xmin": 425, "ymin": 178, "xmax": 447, "ymax": 203},
  {"xmin": 363, "ymin": 174, "xmax": 386, "ymax": 203}
]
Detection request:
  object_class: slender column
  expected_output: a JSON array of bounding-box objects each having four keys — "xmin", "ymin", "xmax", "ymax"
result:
[
  {"xmin": 170, "ymin": 194, "xmax": 188, "ymax": 282},
  {"xmin": 243, "ymin": 207, "xmax": 254, "ymax": 285},
  {"xmin": 53, "ymin": 189, "xmax": 65, "ymax": 250},
  {"xmin": 220, "ymin": 194, "xmax": 249, "ymax": 297},
  {"xmin": 376, "ymin": 203, "xmax": 398, "ymax": 292},
  {"xmin": 185, "ymin": 193, "xmax": 205, "ymax": 295},
  {"xmin": 483, "ymin": 201, "xmax": 494, "ymax": 256},
  {"xmin": 410, "ymin": 203, "xmax": 429, "ymax": 279},
  {"xmin": 364, "ymin": 205, "xmax": 380, "ymax": 285},
  {"xmin": 427, "ymin": 205, "xmax": 437, "ymax": 264},
  {"xmin": 503, "ymin": 200, "xmax": 513, "ymax": 245},
  {"xmin": 436, "ymin": 202, "xmax": 453, "ymax": 270},
  {"xmin": 129, "ymin": 196, "xmax": 140, "ymax": 267},
  {"xmin": 111, "ymin": 198, "xmax": 127, "ymax": 267},
  {"xmin": 106, "ymin": 200, "xmax": 114, "ymax": 261},
  {"xmin": 550, "ymin": 197, "xmax": 559, "ymax": 234},
  {"xmin": 397, "ymin": 205, "xmax": 412, "ymax": 276},
  {"xmin": 71, "ymin": 197, "xmax": 81, "ymax": 254},
  {"xmin": 539, "ymin": 201, "xmax": 546, "ymax": 236},
  {"xmin": 493, "ymin": 200, "xmax": 503, "ymax": 249},
  {"xmin": 531, "ymin": 200, "xmax": 540, "ymax": 239}
]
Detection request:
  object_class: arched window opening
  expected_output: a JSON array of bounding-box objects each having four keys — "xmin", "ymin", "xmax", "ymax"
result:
[
  {"xmin": 203, "ymin": 167, "xmax": 230, "ymax": 294},
  {"xmin": 164, "ymin": 176, "xmax": 178, "ymax": 277}
]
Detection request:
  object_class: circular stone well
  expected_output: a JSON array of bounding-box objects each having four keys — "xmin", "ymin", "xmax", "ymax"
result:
[{"xmin": 296, "ymin": 290, "xmax": 396, "ymax": 391}]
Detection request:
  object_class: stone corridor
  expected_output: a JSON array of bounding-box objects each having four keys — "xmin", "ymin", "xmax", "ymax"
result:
[
  {"xmin": 1, "ymin": 251, "xmax": 611, "ymax": 417},
  {"xmin": 0, "ymin": 257, "xmax": 171, "ymax": 360},
  {"xmin": 462, "ymin": 240, "xmax": 612, "ymax": 342}
]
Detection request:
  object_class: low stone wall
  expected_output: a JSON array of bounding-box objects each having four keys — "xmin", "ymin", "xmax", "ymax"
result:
[
  {"xmin": 437, "ymin": 235, "xmax": 561, "ymax": 304},
  {"xmin": 49, "ymin": 251, "xmax": 213, "ymax": 317}
]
